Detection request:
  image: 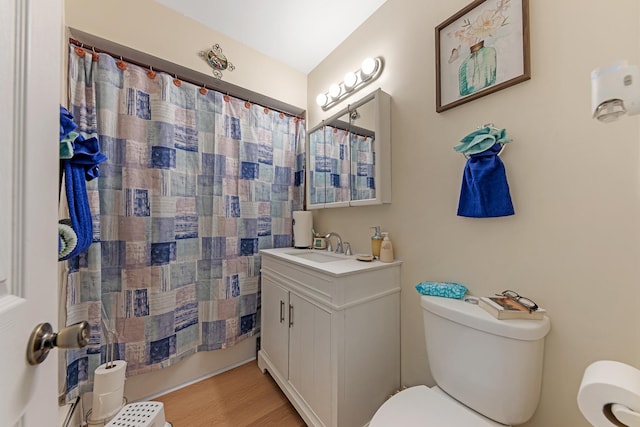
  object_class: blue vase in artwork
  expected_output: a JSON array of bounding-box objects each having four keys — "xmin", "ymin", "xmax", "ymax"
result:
[{"xmin": 459, "ymin": 40, "xmax": 497, "ymax": 96}]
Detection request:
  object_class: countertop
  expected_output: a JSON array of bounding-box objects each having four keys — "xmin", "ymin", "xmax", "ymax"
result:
[{"xmin": 260, "ymin": 247, "xmax": 402, "ymax": 277}]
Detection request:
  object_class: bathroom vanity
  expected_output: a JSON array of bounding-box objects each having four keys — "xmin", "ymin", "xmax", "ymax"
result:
[{"xmin": 258, "ymin": 248, "xmax": 401, "ymax": 427}]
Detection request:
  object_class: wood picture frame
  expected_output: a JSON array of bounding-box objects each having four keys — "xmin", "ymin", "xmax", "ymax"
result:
[{"xmin": 435, "ymin": 0, "xmax": 530, "ymax": 112}]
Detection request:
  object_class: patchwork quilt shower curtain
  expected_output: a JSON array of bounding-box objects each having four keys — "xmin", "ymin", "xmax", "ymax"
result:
[{"xmin": 63, "ymin": 46, "xmax": 305, "ymax": 400}]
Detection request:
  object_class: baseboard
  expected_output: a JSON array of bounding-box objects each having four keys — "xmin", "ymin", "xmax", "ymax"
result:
[
  {"xmin": 138, "ymin": 356, "xmax": 256, "ymax": 402},
  {"xmin": 58, "ymin": 397, "xmax": 81, "ymax": 427}
]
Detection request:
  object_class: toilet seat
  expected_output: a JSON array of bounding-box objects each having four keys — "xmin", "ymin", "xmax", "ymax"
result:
[{"xmin": 369, "ymin": 386, "xmax": 507, "ymax": 427}]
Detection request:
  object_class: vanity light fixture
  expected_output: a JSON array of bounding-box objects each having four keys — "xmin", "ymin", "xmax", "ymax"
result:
[{"xmin": 316, "ymin": 56, "xmax": 383, "ymax": 110}]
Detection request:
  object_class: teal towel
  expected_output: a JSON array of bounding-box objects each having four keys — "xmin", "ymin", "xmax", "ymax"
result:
[
  {"xmin": 453, "ymin": 127, "xmax": 511, "ymax": 156},
  {"xmin": 60, "ymin": 132, "xmax": 77, "ymax": 159},
  {"xmin": 415, "ymin": 281, "xmax": 468, "ymax": 299}
]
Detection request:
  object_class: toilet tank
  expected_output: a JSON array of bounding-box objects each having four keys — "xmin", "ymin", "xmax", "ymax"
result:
[{"xmin": 421, "ymin": 295, "xmax": 550, "ymax": 426}]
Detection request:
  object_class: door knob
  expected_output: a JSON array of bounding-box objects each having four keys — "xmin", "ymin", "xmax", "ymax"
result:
[{"xmin": 26, "ymin": 321, "xmax": 90, "ymax": 365}]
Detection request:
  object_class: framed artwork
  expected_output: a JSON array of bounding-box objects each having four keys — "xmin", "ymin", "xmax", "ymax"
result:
[{"xmin": 435, "ymin": 0, "xmax": 530, "ymax": 112}]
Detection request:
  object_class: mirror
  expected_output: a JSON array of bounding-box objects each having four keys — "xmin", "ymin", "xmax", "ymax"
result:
[{"xmin": 307, "ymin": 89, "xmax": 391, "ymax": 208}]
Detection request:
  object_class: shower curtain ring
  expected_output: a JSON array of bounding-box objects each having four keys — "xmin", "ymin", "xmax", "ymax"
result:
[{"xmin": 117, "ymin": 56, "xmax": 127, "ymax": 70}]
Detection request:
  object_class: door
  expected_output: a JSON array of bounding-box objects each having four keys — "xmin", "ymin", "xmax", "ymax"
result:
[
  {"xmin": 0, "ymin": 0, "xmax": 63, "ymax": 426},
  {"xmin": 260, "ymin": 276, "xmax": 290, "ymax": 377}
]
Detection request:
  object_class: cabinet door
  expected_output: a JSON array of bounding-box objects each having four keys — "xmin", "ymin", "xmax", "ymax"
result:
[
  {"xmin": 307, "ymin": 89, "xmax": 391, "ymax": 209},
  {"xmin": 288, "ymin": 293, "xmax": 332, "ymax": 425},
  {"xmin": 261, "ymin": 277, "xmax": 290, "ymax": 378}
]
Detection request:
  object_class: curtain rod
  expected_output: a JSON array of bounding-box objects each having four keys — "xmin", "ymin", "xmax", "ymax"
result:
[{"xmin": 68, "ymin": 37, "xmax": 306, "ymax": 120}]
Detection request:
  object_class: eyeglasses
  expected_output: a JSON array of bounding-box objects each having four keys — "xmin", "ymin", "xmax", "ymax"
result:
[{"xmin": 496, "ymin": 290, "xmax": 539, "ymax": 313}]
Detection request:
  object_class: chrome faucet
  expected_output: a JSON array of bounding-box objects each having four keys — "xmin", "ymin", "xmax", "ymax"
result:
[
  {"xmin": 343, "ymin": 242, "xmax": 352, "ymax": 256},
  {"xmin": 325, "ymin": 232, "xmax": 343, "ymax": 254}
]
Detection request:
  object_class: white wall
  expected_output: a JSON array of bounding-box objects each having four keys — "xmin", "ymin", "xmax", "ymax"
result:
[
  {"xmin": 308, "ymin": 0, "xmax": 640, "ymax": 426},
  {"xmin": 63, "ymin": 0, "xmax": 307, "ymax": 403},
  {"xmin": 65, "ymin": 0, "xmax": 306, "ymax": 109}
]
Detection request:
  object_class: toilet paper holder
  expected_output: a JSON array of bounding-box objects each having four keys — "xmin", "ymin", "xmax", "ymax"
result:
[{"xmin": 608, "ymin": 403, "xmax": 640, "ymax": 426}]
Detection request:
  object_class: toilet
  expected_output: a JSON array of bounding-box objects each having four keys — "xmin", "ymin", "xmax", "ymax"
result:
[{"xmin": 370, "ymin": 295, "xmax": 551, "ymax": 426}]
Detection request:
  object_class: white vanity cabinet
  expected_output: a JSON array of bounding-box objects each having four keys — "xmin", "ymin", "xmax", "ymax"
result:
[{"xmin": 258, "ymin": 248, "xmax": 401, "ymax": 427}]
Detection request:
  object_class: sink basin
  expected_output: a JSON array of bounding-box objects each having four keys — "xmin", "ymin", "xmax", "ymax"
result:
[{"xmin": 288, "ymin": 251, "xmax": 349, "ymax": 263}]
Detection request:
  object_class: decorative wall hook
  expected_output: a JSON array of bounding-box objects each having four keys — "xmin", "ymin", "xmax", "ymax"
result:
[{"xmin": 199, "ymin": 44, "xmax": 235, "ymax": 79}]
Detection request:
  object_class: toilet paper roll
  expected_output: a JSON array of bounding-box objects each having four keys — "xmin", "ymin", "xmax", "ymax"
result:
[
  {"xmin": 292, "ymin": 211, "xmax": 313, "ymax": 248},
  {"xmin": 90, "ymin": 360, "xmax": 127, "ymax": 421},
  {"xmin": 578, "ymin": 360, "xmax": 640, "ymax": 427}
]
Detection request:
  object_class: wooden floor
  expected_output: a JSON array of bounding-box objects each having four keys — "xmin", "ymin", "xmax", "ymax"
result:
[{"xmin": 154, "ymin": 361, "xmax": 306, "ymax": 427}]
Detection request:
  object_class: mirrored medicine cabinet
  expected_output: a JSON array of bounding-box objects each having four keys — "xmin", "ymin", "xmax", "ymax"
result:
[{"xmin": 307, "ymin": 88, "xmax": 391, "ymax": 209}]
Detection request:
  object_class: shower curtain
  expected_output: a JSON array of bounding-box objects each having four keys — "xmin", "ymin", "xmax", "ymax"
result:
[{"xmin": 63, "ymin": 46, "xmax": 305, "ymax": 400}]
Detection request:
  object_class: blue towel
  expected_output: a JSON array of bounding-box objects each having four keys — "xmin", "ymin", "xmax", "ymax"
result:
[
  {"xmin": 60, "ymin": 106, "xmax": 77, "ymax": 140},
  {"xmin": 60, "ymin": 160, "xmax": 94, "ymax": 260},
  {"xmin": 457, "ymin": 143, "xmax": 514, "ymax": 218},
  {"xmin": 416, "ymin": 281, "xmax": 468, "ymax": 299},
  {"xmin": 72, "ymin": 134, "xmax": 107, "ymax": 181},
  {"xmin": 58, "ymin": 106, "xmax": 107, "ymax": 260}
]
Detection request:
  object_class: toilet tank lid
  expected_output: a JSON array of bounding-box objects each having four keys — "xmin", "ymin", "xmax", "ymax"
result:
[{"xmin": 421, "ymin": 295, "xmax": 551, "ymax": 341}]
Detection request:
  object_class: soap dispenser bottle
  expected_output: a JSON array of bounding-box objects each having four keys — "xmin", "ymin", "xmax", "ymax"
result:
[
  {"xmin": 370, "ymin": 226, "xmax": 383, "ymax": 259},
  {"xmin": 379, "ymin": 232, "xmax": 394, "ymax": 263}
]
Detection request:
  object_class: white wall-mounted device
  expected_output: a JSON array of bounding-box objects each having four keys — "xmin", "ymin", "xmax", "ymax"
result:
[{"xmin": 591, "ymin": 60, "xmax": 640, "ymax": 122}]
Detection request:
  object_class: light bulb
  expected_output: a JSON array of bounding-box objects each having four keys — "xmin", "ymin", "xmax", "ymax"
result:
[
  {"xmin": 343, "ymin": 72, "xmax": 358, "ymax": 90},
  {"xmin": 316, "ymin": 93, "xmax": 328, "ymax": 106},
  {"xmin": 329, "ymin": 83, "xmax": 342, "ymax": 99},
  {"xmin": 361, "ymin": 57, "xmax": 378, "ymax": 78}
]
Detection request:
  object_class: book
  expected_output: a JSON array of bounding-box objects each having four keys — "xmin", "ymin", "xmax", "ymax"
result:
[{"xmin": 478, "ymin": 296, "xmax": 546, "ymax": 320}]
